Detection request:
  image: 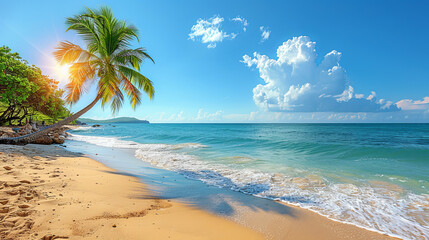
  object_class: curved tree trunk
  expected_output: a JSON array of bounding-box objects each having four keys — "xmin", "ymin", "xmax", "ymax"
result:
[{"xmin": 0, "ymin": 96, "xmax": 100, "ymax": 145}]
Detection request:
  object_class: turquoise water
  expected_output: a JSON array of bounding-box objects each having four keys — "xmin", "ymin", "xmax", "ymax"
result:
[{"xmin": 69, "ymin": 123, "xmax": 429, "ymax": 239}]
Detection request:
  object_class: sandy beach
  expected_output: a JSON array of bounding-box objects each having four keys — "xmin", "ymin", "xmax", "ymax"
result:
[
  {"xmin": 0, "ymin": 144, "xmax": 263, "ymax": 240},
  {"xmin": 0, "ymin": 144, "xmax": 398, "ymax": 240}
]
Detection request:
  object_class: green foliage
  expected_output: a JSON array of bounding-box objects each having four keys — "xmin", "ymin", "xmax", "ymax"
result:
[
  {"xmin": 0, "ymin": 47, "xmax": 36, "ymax": 105},
  {"xmin": 0, "ymin": 46, "xmax": 70, "ymax": 125}
]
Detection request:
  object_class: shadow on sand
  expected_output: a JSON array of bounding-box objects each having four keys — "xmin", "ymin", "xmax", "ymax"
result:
[
  {"xmin": 63, "ymin": 141, "xmax": 305, "ymax": 220},
  {"xmin": 106, "ymin": 168, "xmax": 307, "ymax": 219}
]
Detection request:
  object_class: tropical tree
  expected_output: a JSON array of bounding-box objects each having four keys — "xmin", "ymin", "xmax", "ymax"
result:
[
  {"xmin": 0, "ymin": 46, "xmax": 38, "ymax": 125},
  {"xmin": 0, "ymin": 6, "xmax": 154, "ymax": 144},
  {"xmin": 0, "ymin": 46, "xmax": 68, "ymax": 126}
]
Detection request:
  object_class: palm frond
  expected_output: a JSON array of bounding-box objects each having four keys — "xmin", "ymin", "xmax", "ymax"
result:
[
  {"xmin": 66, "ymin": 15, "xmax": 101, "ymax": 48},
  {"xmin": 113, "ymin": 48, "xmax": 154, "ymax": 70},
  {"xmin": 64, "ymin": 81, "xmax": 85, "ymax": 104},
  {"xmin": 69, "ymin": 61, "xmax": 96, "ymax": 83},
  {"xmin": 117, "ymin": 65, "xmax": 154, "ymax": 99},
  {"xmin": 97, "ymin": 65, "xmax": 122, "ymax": 110},
  {"xmin": 54, "ymin": 41, "xmax": 97, "ymax": 65},
  {"xmin": 119, "ymin": 72, "xmax": 142, "ymax": 108},
  {"xmin": 110, "ymin": 90, "xmax": 124, "ymax": 114}
]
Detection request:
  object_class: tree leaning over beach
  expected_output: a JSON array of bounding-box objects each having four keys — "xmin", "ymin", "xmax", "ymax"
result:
[{"xmin": 0, "ymin": 6, "xmax": 154, "ymax": 144}]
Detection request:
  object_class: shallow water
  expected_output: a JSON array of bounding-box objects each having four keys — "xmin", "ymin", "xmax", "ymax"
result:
[{"xmin": 68, "ymin": 123, "xmax": 429, "ymax": 239}]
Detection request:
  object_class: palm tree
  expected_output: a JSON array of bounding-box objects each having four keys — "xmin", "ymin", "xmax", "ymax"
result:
[{"xmin": 0, "ymin": 6, "xmax": 154, "ymax": 144}]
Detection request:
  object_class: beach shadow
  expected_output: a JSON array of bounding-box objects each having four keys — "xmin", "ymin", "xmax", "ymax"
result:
[
  {"xmin": 108, "ymin": 168, "xmax": 303, "ymax": 219},
  {"xmin": 63, "ymin": 141, "xmax": 305, "ymax": 220}
]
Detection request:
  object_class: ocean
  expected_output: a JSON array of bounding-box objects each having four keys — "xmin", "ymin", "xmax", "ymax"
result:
[{"xmin": 67, "ymin": 123, "xmax": 429, "ymax": 239}]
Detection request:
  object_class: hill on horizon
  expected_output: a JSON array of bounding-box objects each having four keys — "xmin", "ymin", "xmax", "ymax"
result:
[{"xmin": 78, "ymin": 117, "xmax": 149, "ymax": 124}]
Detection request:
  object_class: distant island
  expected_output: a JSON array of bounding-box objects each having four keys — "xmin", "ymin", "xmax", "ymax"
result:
[{"xmin": 78, "ymin": 117, "xmax": 150, "ymax": 124}]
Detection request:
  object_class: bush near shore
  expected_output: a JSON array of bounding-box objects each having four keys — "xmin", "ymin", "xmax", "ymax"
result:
[{"xmin": 0, "ymin": 46, "xmax": 70, "ymax": 126}]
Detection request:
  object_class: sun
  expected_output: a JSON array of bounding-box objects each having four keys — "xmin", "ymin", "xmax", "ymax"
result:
[{"xmin": 55, "ymin": 63, "xmax": 71, "ymax": 79}]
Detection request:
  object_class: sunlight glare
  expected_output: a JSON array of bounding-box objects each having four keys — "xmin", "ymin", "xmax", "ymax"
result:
[{"xmin": 55, "ymin": 63, "xmax": 71, "ymax": 79}]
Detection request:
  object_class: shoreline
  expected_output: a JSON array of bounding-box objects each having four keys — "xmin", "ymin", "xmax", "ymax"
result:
[
  {"xmin": 0, "ymin": 143, "xmax": 400, "ymax": 239},
  {"xmin": 67, "ymin": 130, "xmax": 412, "ymax": 240},
  {"xmin": 0, "ymin": 144, "xmax": 263, "ymax": 239}
]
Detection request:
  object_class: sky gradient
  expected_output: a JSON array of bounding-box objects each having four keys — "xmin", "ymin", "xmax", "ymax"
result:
[{"xmin": 1, "ymin": 0, "xmax": 428, "ymax": 122}]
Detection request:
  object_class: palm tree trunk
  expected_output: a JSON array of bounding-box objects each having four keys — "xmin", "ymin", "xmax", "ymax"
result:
[{"xmin": 0, "ymin": 96, "xmax": 100, "ymax": 145}]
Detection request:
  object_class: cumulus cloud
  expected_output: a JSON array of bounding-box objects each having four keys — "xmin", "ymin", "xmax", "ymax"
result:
[
  {"xmin": 396, "ymin": 97, "xmax": 429, "ymax": 111},
  {"xmin": 242, "ymin": 36, "xmax": 400, "ymax": 112},
  {"xmin": 260, "ymin": 26, "xmax": 271, "ymax": 42},
  {"xmin": 231, "ymin": 16, "xmax": 248, "ymax": 31},
  {"xmin": 189, "ymin": 16, "xmax": 237, "ymax": 48}
]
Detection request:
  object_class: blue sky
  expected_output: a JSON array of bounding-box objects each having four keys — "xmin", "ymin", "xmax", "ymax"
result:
[{"xmin": 1, "ymin": 0, "xmax": 428, "ymax": 122}]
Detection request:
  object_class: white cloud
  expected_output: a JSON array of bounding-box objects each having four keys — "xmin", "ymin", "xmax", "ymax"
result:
[
  {"xmin": 142, "ymin": 110, "xmax": 227, "ymax": 123},
  {"xmin": 231, "ymin": 16, "xmax": 248, "ymax": 31},
  {"xmin": 189, "ymin": 16, "xmax": 237, "ymax": 48},
  {"xmin": 166, "ymin": 111, "xmax": 185, "ymax": 122},
  {"xmin": 367, "ymin": 91, "xmax": 376, "ymax": 100},
  {"xmin": 207, "ymin": 43, "xmax": 217, "ymax": 48},
  {"xmin": 242, "ymin": 36, "xmax": 400, "ymax": 112},
  {"xmin": 355, "ymin": 93, "xmax": 365, "ymax": 99},
  {"xmin": 196, "ymin": 109, "xmax": 223, "ymax": 121},
  {"xmin": 396, "ymin": 97, "xmax": 429, "ymax": 111},
  {"xmin": 260, "ymin": 26, "xmax": 271, "ymax": 42},
  {"xmin": 161, "ymin": 112, "xmax": 167, "ymax": 119},
  {"xmin": 223, "ymin": 111, "xmax": 428, "ymax": 123}
]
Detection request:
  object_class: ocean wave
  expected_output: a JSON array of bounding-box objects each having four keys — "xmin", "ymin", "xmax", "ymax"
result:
[
  {"xmin": 68, "ymin": 134, "xmax": 207, "ymax": 150},
  {"xmin": 134, "ymin": 146, "xmax": 428, "ymax": 239},
  {"xmin": 73, "ymin": 126, "xmax": 94, "ymax": 131},
  {"xmin": 68, "ymin": 134, "xmax": 142, "ymax": 149},
  {"xmin": 69, "ymin": 133, "xmax": 429, "ymax": 240}
]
